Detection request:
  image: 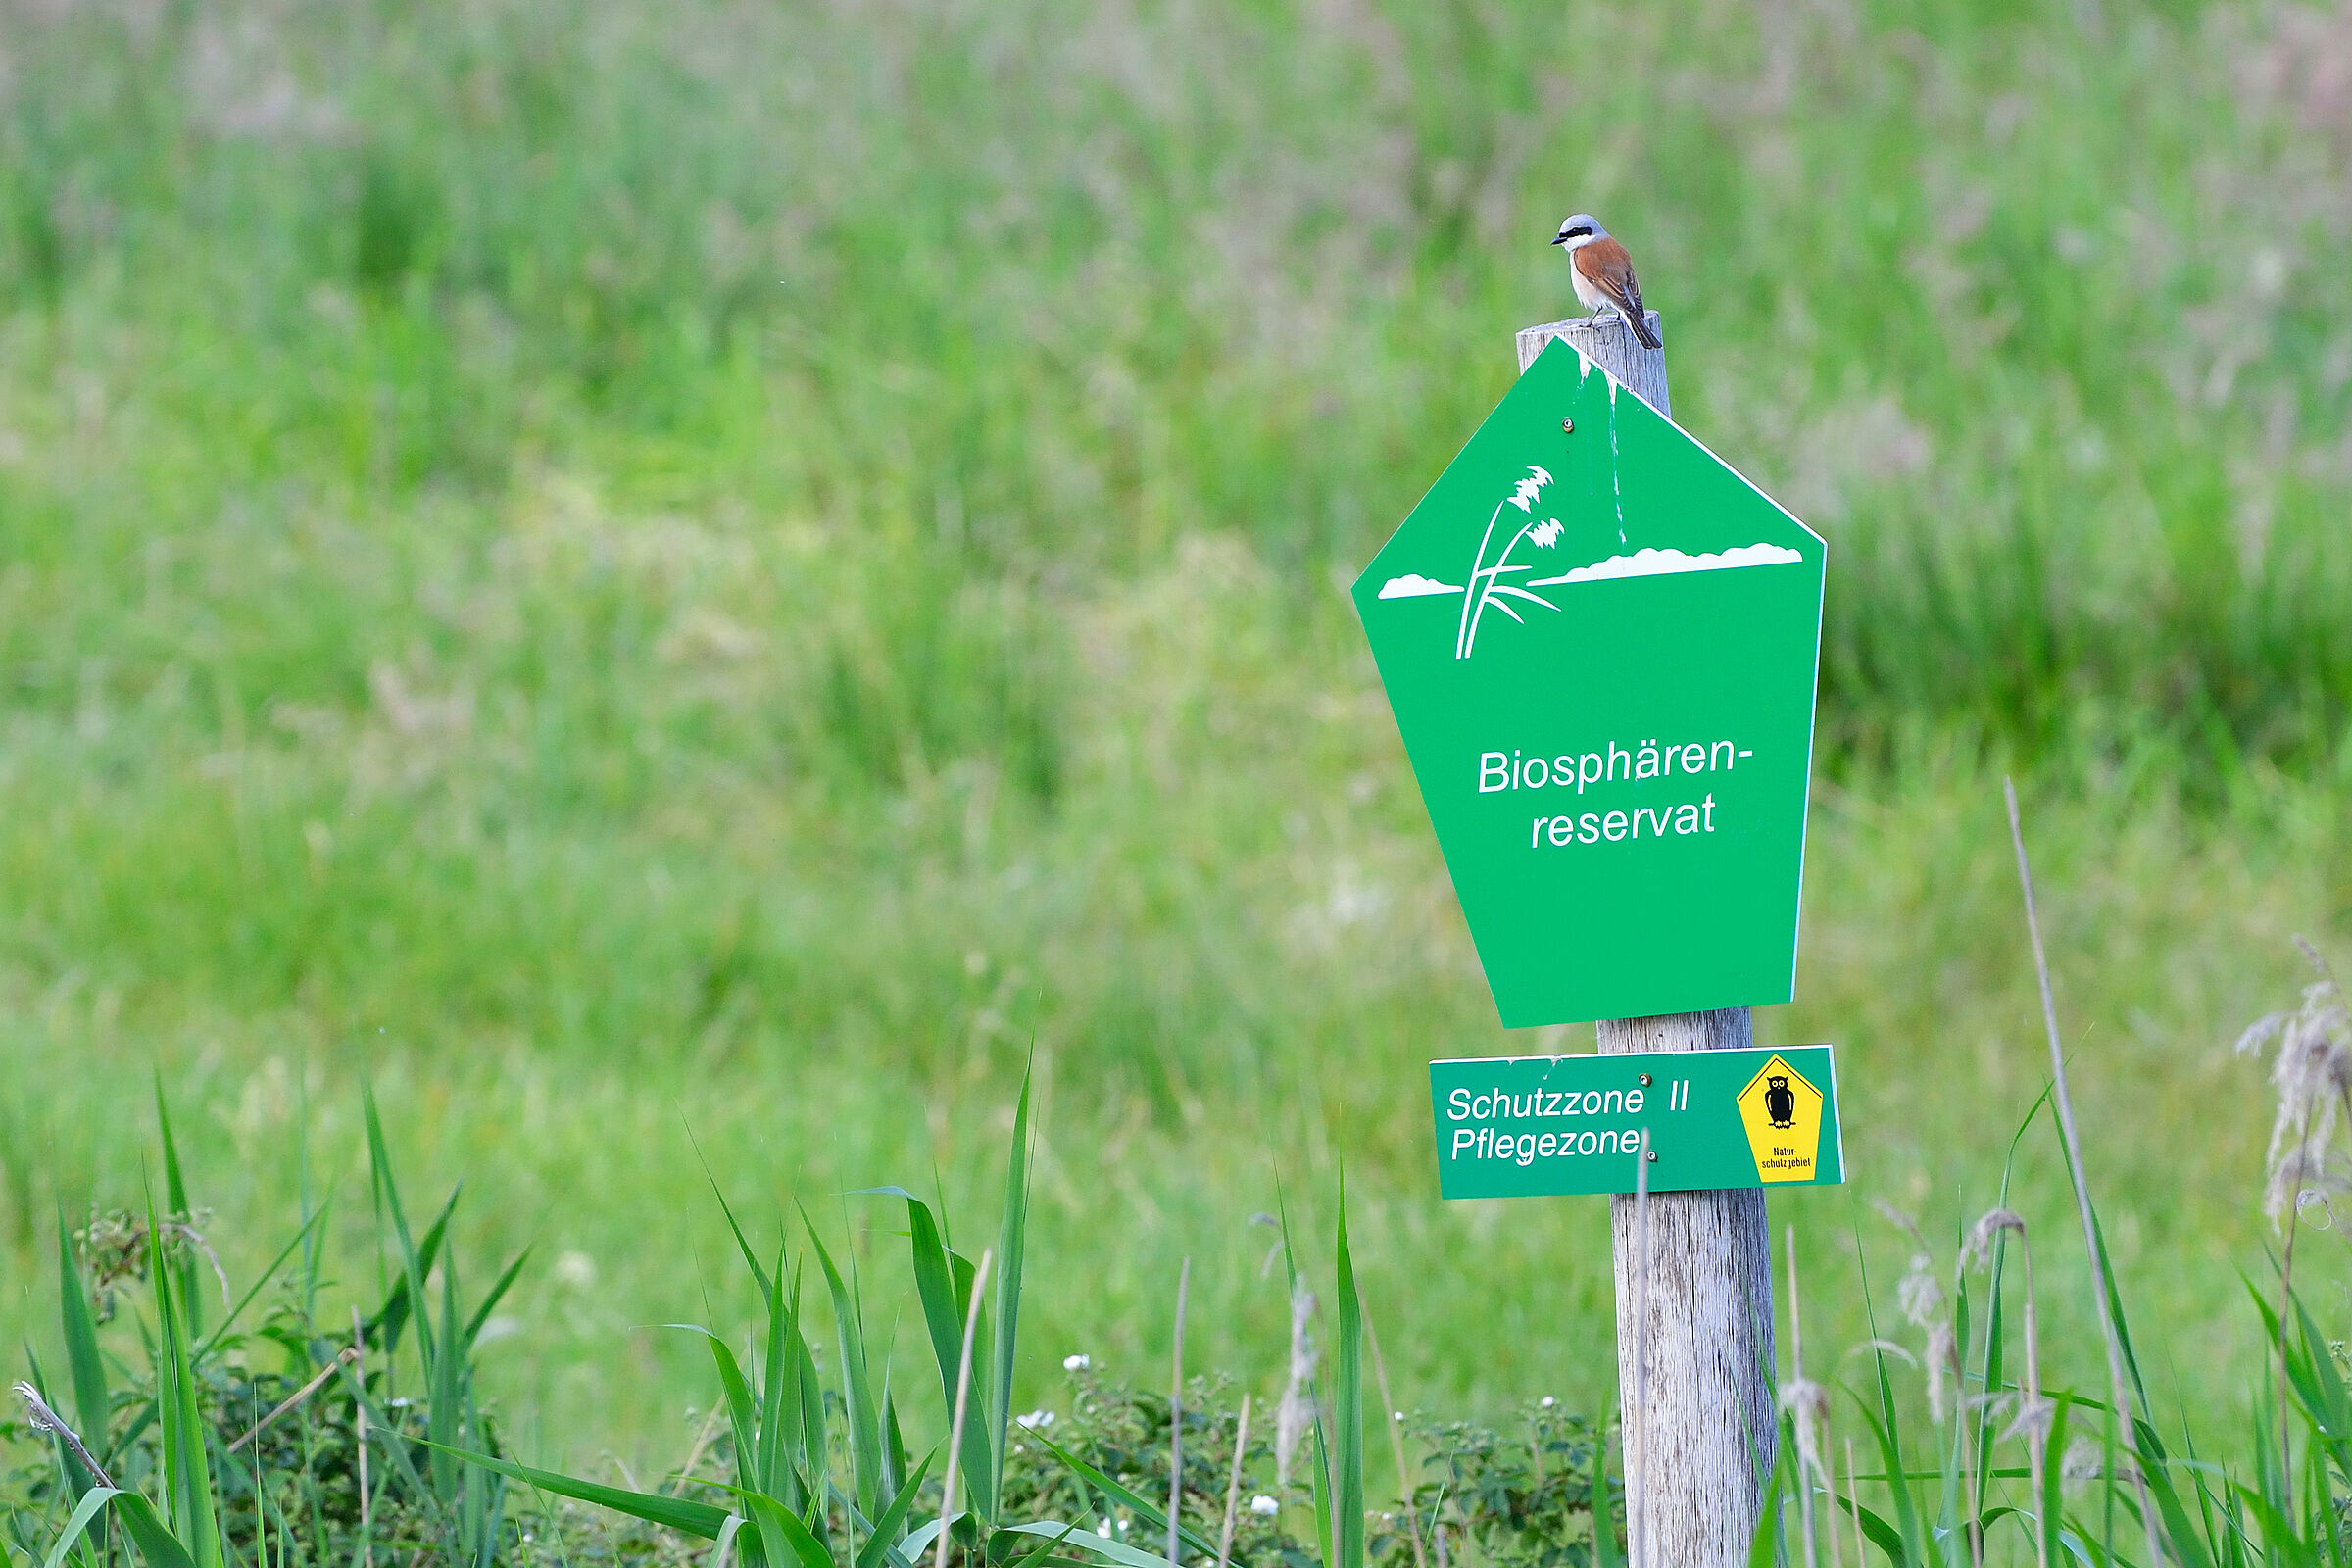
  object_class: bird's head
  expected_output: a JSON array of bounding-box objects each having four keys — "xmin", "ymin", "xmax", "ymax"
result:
[{"xmin": 1552, "ymin": 214, "xmax": 1604, "ymax": 249}]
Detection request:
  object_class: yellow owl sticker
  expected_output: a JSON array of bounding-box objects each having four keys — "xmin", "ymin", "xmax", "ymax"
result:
[{"xmin": 1735, "ymin": 1054, "xmax": 1825, "ymax": 1183}]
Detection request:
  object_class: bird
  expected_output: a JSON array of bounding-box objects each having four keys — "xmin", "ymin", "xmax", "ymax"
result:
[{"xmin": 1551, "ymin": 214, "xmax": 1660, "ymax": 350}]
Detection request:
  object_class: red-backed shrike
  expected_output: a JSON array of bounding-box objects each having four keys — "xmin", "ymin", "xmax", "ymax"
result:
[{"xmin": 1551, "ymin": 214, "xmax": 1660, "ymax": 350}]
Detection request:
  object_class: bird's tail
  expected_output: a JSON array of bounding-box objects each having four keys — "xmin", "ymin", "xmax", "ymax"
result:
[{"xmin": 1624, "ymin": 305, "xmax": 1661, "ymax": 351}]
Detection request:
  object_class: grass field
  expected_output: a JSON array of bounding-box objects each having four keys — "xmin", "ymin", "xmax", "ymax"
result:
[{"xmin": 3, "ymin": 0, "xmax": 2351, "ymax": 1479}]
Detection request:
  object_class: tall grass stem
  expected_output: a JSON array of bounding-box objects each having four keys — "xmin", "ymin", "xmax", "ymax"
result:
[
  {"xmin": 1360, "ymin": 1297, "xmax": 1428, "ymax": 1568},
  {"xmin": 2004, "ymin": 778, "xmax": 2162, "ymax": 1565},
  {"xmin": 1841, "ymin": 1439, "xmax": 1864, "ymax": 1568},
  {"xmin": 1168, "ymin": 1257, "xmax": 1189, "ymax": 1568},
  {"xmin": 1215, "ymin": 1394, "xmax": 1250, "ymax": 1568},
  {"xmin": 937, "ymin": 1249, "xmax": 995, "ymax": 1568},
  {"xmin": 351, "ymin": 1307, "xmax": 370, "ymax": 1568},
  {"xmin": 228, "ymin": 1348, "xmax": 360, "ymax": 1454},
  {"xmin": 1784, "ymin": 1228, "xmax": 1819, "ymax": 1568}
]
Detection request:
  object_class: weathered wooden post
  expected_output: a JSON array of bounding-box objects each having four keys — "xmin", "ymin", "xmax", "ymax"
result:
[
  {"xmin": 1355, "ymin": 299, "xmax": 1829, "ymax": 1568},
  {"xmin": 1513, "ymin": 311, "xmax": 1778, "ymax": 1564}
]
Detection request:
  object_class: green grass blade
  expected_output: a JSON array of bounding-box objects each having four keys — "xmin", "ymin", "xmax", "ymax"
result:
[
  {"xmin": 998, "ymin": 1520, "xmax": 1081, "ymax": 1568},
  {"xmin": 851, "ymin": 1451, "xmax": 936, "ymax": 1568},
  {"xmin": 1977, "ymin": 1086, "xmax": 2051, "ymax": 1531},
  {"xmin": 988, "ymin": 1065, "xmax": 1035, "ymax": 1516},
  {"xmin": 1854, "ymin": 1237, "xmax": 1927, "ymax": 1564},
  {"xmin": 54, "ymin": 1207, "xmax": 110, "ymax": 1458},
  {"xmin": 337, "ymin": 1359, "xmax": 434, "ymax": 1505},
  {"xmin": 113, "ymin": 1492, "xmax": 202, "ymax": 1568},
  {"xmin": 1746, "ymin": 1417, "xmax": 1795, "ymax": 1568},
  {"xmin": 1591, "ymin": 1400, "xmax": 1618, "ymax": 1568},
  {"xmin": 154, "ymin": 1075, "xmax": 204, "ymax": 1343},
  {"xmin": 1001, "ymin": 1523, "xmax": 1202, "ymax": 1568},
  {"xmin": 362, "ymin": 1087, "xmax": 440, "ymax": 1374},
  {"xmin": 460, "ymin": 1248, "xmax": 533, "ymax": 1354},
  {"xmin": 802, "ymin": 1210, "xmax": 884, "ymax": 1518},
  {"xmin": 1272, "ymin": 1174, "xmax": 1335, "ymax": 1568},
  {"xmin": 695, "ymin": 1143, "xmax": 774, "ymax": 1301},
  {"xmin": 428, "ymin": 1238, "xmax": 465, "ymax": 1506},
  {"xmin": 149, "ymin": 1191, "xmax": 224, "ymax": 1568},
  {"xmin": 881, "ymin": 1381, "xmax": 908, "ymax": 1503},
  {"xmin": 790, "ymin": 1268, "xmax": 827, "ymax": 1500},
  {"xmin": 2130, "ymin": 1421, "xmax": 2216, "ymax": 1568},
  {"xmin": 422, "ymin": 1443, "xmax": 733, "ymax": 1539},
  {"xmin": 1333, "ymin": 1175, "xmax": 1364, "ymax": 1568},
  {"xmin": 2229, "ymin": 1483, "xmax": 2319, "ymax": 1568},
  {"xmin": 192, "ymin": 1206, "xmax": 331, "ymax": 1366},
  {"xmin": 38, "ymin": 1485, "xmax": 121, "ymax": 1568},
  {"xmin": 1030, "ymin": 1436, "xmax": 1220, "ymax": 1561},
  {"xmin": 758, "ymin": 1247, "xmax": 800, "ymax": 1507},
  {"xmin": 1828, "ymin": 1486, "xmax": 1905, "ymax": 1564},
  {"xmin": 742, "ymin": 1492, "xmax": 833, "ymax": 1568},
  {"xmin": 889, "ymin": 1191, "xmax": 992, "ymax": 1492},
  {"xmin": 671, "ymin": 1325, "xmax": 763, "ymax": 1497},
  {"xmin": 364, "ymin": 1187, "xmax": 456, "ymax": 1362},
  {"xmin": 2040, "ymin": 1396, "xmax": 2072, "ymax": 1568}
]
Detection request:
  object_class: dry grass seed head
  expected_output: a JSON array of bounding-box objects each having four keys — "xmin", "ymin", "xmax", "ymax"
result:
[
  {"xmin": 2002, "ymin": 1393, "xmax": 2057, "ymax": 1447},
  {"xmin": 2059, "ymin": 1432, "xmax": 2142, "ymax": 1494},
  {"xmin": 1963, "ymin": 1207, "xmax": 2026, "ymax": 1269},
  {"xmin": 1896, "ymin": 1251, "xmax": 1944, "ymax": 1328},
  {"xmin": 1778, "ymin": 1376, "xmax": 1832, "ymax": 1481},
  {"xmin": 2237, "ymin": 944, "xmax": 2352, "ymax": 1228}
]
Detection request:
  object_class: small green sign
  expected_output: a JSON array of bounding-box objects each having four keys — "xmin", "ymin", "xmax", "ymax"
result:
[
  {"xmin": 1428, "ymin": 1046, "xmax": 1844, "ymax": 1199},
  {"xmin": 1352, "ymin": 339, "xmax": 1826, "ymax": 1026}
]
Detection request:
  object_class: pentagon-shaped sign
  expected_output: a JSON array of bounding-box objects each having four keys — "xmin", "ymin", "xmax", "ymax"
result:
[{"xmin": 1352, "ymin": 338, "xmax": 1825, "ymax": 1027}]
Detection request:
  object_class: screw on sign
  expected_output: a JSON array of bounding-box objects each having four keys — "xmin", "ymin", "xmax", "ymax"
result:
[{"xmin": 1356, "ymin": 256, "xmax": 1843, "ymax": 1565}]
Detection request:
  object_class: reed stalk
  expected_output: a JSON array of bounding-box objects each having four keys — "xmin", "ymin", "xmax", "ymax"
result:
[
  {"xmin": 937, "ymin": 1249, "xmax": 997, "ymax": 1568},
  {"xmin": 1215, "ymin": 1394, "xmax": 1250, "ymax": 1568},
  {"xmin": 1168, "ymin": 1258, "xmax": 1189, "ymax": 1568},
  {"xmin": 1360, "ymin": 1299, "xmax": 1428, "ymax": 1568},
  {"xmin": 2005, "ymin": 779, "xmax": 2162, "ymax": 1566}
]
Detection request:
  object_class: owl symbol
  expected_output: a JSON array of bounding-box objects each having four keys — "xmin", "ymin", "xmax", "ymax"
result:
[{"xmin": 1764, "ymin": 1076, "xmax": 1796, "ymax": 1129}]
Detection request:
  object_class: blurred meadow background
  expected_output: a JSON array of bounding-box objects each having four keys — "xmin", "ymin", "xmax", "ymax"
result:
[{"xmin": 3, "ymin": 0, "xmax": 2351, "ymax": 1474}]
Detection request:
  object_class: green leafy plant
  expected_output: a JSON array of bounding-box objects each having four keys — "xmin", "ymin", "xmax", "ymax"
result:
[{"xmin": 5, "ymin": 1086, "xmax": 530, "ymax": 1568}]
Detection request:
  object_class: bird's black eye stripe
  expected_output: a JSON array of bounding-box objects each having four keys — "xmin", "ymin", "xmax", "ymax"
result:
[{"xmin": 1565, "ymin": 225, "xmax": 1593, "ymax": 238}]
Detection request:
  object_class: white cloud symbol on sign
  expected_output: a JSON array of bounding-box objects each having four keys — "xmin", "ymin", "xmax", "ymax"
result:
[
  {"xmin": 1527, "ymin": 541, "xmax": 1802, "ymax": 586},
  {"xmin": 1376, "ymin": 573, "xmax": 1466, "ymax": 599}
]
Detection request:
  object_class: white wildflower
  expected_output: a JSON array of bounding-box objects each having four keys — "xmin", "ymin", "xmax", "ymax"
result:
[
  {"xmin": 1016, "ymin": 1409, "xmax": 1055, "ymax": 1430},
  {"xmin": 1063, "ymin": 1353, "xmax": 1091, "ymax": 1371},
  {"xmin": 1250, "ymin": 1496, "xmax": 1281, "ymax": 1517}
]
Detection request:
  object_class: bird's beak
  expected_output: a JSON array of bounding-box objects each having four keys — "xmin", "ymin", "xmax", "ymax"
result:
[{"xmin": 1550, "ymin": 234, "xmax": 1569, "ymax": 245}]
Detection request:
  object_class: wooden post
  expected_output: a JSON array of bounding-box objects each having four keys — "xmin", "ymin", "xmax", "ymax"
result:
[{"xmin": 1515, "ymin": 309, "xmax": 1779, "ymax": 1567}]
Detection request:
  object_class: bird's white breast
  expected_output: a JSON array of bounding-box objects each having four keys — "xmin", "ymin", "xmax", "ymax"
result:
[{"xmin": 1565, "ymin": 254, "xmax": 1605, "ymax": 310}]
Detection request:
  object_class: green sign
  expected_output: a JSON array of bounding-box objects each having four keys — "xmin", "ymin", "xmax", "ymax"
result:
[
  {"xmin": 1352, "ymin": 340, "xmax": 1826, "ymax": 1026},
  {"xmin": 1428, "ymin": 1046, "xmax": 1843, "ymax": 1199}
]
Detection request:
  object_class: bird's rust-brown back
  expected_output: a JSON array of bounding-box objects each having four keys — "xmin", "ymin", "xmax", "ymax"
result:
[{"xmin": 1573, "ymin": 236, "xmax": 1643, "ymax": 311}]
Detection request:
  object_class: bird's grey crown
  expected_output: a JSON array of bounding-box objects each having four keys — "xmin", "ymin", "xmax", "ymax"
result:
[{"xmin": 1554, "ymin": 213, "xmax": 1604, "ymax": 240}]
